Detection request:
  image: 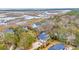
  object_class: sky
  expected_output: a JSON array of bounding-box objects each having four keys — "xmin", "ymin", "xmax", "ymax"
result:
[{"xmin": 0, "ymin": 0, "xmax": 79, "ymax": 8}]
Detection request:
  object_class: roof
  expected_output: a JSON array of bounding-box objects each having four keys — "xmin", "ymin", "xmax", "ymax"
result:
[
  {"xmin": 4, "ymin": 29, "xmax": 13, "ymax": 33},
  {"xmin": 32, "ymin": 21, "xmax": 47, "ymax": 28},
  {"xmin": 38, "ymin": 32, "xmax": 49, "ymax": 41},
  {"xmin": 32, "ymin": 22, "xmax": 41, "ymax": 28},
  {"xmin": 23, "ymin": 26, "xmax": 28, "ymax": 31},
  {"xmin": 48, "ymin": 44, "xmax": 65, "ymax": 50}
]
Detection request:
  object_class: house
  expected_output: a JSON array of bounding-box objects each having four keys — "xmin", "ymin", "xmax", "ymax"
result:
[
  {"xmin": 32, "ymin": 21, "xmax": 49, "ymax": 33},
  {"xmin": 32, "ymin": 24, "xmax": 37, "ymax": 28},
  {"xmin": 0, "ymin": 23, "xmax": 7, "ymax": 26},
  {"xmin": 66, "ymin": 34, "xmax": 76, "ymax": 43},
  {"xmin": 23, "ymin": 26, "xmax": 28, "ymax": 31},
  {"xmin": 48, "ymin": 44, "xmax": 65, "ymax": 50},
  {"xmin": 4, "ymin": 29, "xmax": 14, "ymax": 33},
  {"xmin": 32, "ymin": 21, "xmax": 48, "ymax": 28},
  {"xmin": 0, "ymin": 19, "xmax": 7, "ymax": 25},
  {"xmin": 32, "ymin": 22, "xmax": 41, "ymax": 28},
  {"xmin": 38, "ymin": 32, "xmax": 50, "ymax": 42}
]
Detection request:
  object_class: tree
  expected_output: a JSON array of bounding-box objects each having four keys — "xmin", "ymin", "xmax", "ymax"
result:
[
  {"xmin": 58, "ymin": 33, "xmax": 67, "ymax": 43},
  {"xmin": 66, "ymin": 10, "xmax": 79, "ymax": 16},
  {"xmin": 4, "ymin": 32, "xmax": 17, "ymax": 49},
  {"xmin": 74, "ymin": 32, "xmax": 79, "ymax": 46},
  {"xmin": 4, "ymin": 26, "xmax": 26, "ymax": 49},
  {"xmin": 4, "ymin": 25, "xmax": 37, "ymax": 50},
  {"xmin": 0, "ymin": 43, "xmax": 7, "ymax": 50},
  {"xmin": 18, "ymin": 31, "xmax": 37, "ymax": 49}
]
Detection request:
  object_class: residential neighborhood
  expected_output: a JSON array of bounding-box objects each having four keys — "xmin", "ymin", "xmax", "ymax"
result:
[{"xmin": 0, "ymin": 9, "xmax": 79, "ymax": 50}]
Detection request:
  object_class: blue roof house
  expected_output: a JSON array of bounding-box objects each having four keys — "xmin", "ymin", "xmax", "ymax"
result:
[
  {"xmin": 38, "ymin": 32, "xmax": 50, "ymax": 42},
  {"xmin": 48, "ymin": 44, "xmax": 65, "ymax": 50}
]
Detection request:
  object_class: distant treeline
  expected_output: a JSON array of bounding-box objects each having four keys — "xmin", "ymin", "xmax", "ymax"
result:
[{"xmin": 0, "ymin": 8, "xmax": 79, "ymax": 11}]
